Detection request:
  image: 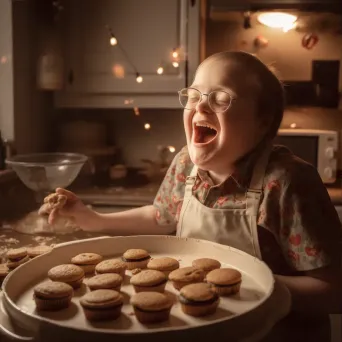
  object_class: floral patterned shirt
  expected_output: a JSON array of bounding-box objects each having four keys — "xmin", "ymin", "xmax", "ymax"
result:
[{"xmin": 153, "ymin": 145, "xmax": 342, "ymax": 274}]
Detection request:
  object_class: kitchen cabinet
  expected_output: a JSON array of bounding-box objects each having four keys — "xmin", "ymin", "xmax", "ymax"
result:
[
  {"xmin": 55, "ymin": 0, "xmax": 200, "ymax": 108},
  {"xmin": 0, "ymin": 0, "xmax": 51, "ymax": 154}
]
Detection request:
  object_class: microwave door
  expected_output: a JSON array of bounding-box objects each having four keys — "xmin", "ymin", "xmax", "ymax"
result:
[{"xmin": 274, "ymin": 135, "xmax": 318, "ymax": 167}]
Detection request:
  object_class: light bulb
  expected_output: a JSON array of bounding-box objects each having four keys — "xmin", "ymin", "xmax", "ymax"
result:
[
  {"xmin": 110, "ymin": 36, "xmax": 117, "ymax": 46},
  {"xmin": 157, "ymin": 67, "xmax": 164, "ymax": 75},
  {"xmin": 168, "ymin": 146, "xmax": 176, "ymax": 153},
  {"xmin": 172, "ymin": 49, "xmax": 178, "ymax": 58},
  {"xmin": 257, "ymin": 12, "xmax": 297, "ymax": 32},
  {"xmin": 134, "ymin": 107, "xmax": 140, "ymax": 116},
  {"xmin": 290, "ymin": 123, "xmax": 297, "ymax": 128},
  {"xmin": 136, "ymin": 74, "xmax": 143, "ymax": 83},
  {"xmin": 144, "ymin": 123, "xmax": 151, "ymax": 130},
  {"xmin": 172, "ymin": 61, "xmax": 179, "ymax": 68}
]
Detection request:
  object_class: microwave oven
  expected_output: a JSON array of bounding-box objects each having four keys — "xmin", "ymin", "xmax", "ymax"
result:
[{"xmin": 275, "ymin": 129, "xmax": 338, "ymax": 184}]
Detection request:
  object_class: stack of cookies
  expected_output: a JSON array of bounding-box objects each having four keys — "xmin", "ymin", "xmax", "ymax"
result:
[{"xmin": 30, "ymin": 248, "xmax": 243, "ymax": 324}]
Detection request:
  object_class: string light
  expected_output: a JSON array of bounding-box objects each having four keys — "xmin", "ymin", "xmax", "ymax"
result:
[
  {"xmin": 168, "ymin": 146, "xmax": 176, "ymax": 153},
  {"xmin": 136, "ymin": 73, "xmax": 143, "ymax": 83},
  {"xmin": 110, "ymin": 36, "xmax": 117, "ymax": 46},
  {"xmin": 157, "ymin": 66, "xmax": 164, "ymax": 75},
  {"xmin": 172, "ymin": 61, "xmax": 179, "ymax": 68},
  {"xmin": 144, "ymin": 123, "xmax": 151, "ymax": 130},
  {"xmin": 172, "ymin": 49, "xmax": 179, "ymax": 58},
  {"xmin": 133, "ymin": 107, "xmax": 140, "ymax": 116}
]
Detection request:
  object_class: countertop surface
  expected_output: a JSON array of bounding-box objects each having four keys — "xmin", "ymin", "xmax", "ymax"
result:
[{"xmin": 327, "ymin": 187, "xmax": 342, "ymax": 205}]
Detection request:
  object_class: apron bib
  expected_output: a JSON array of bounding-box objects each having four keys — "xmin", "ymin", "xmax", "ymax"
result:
[{"xmin": 177, "ymin": 146, "xmax": 272, "ymax": 259}]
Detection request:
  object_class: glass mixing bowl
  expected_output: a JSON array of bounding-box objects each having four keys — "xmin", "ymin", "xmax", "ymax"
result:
[{"xmin": 6, "ymin": 153, "xmax": 87, "ymax": 199}]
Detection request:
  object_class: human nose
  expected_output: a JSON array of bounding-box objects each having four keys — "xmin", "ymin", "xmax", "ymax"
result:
[{"xmin": 195, "ymin": 94, "xmax": 211, "ymax": 113}]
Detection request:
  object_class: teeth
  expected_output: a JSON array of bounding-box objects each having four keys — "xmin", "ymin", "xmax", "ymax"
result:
[{"xmin": 195, "ymin": 123, "xmax": 216, "ymax": 130}]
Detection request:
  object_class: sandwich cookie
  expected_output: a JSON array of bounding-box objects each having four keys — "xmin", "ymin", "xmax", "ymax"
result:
[
  {"xmin": 131, "ymin": 292, "xmax": 173, "ymax": 324},
  {"xmin": 48, "ymin": 264, "xmax": 85, "ymax": 289},
  {"xmin": 6, "ymin": 248, "xmax": 29, "ymax": 269},
  {"xmin": 122, "ymin": 249, "xmax": 151, "ymax": 270},
  {"xmin": 27, "ymin": 245, "xmax": 53, "ymax": 258},
  {"xmin": 34, "ymin": 281, "xmax": 73, "ymax": 311},
  {"xmin": 95, "ymin": 259, "xmax": 127, "ymax": 278},
  {"xmin": 80, "ymin": 289, "xmax": 124, "ymax": 321},
  {"xmin": 205, "ymin": 268, "xmax": 242, "ymax": 296},
  {"xmin": 71, "ymin": 253, "xmax": 103, "ymax": 274},
  {"xmin": 130, "ymin": 270, "xmax": 167, "ymax": 293},
  {"xmin": 147, "ymin": 257, "xmax": 180, "ymax": 277},
  {"xmin": 192, "ymin": 258, "xmax": 221, "ymax": 276},
  {"xmin": 168, "ymin": 267, "xmax": 205, "ymax": 290},
  {"xmin": 179, "ymin": 283, "xmax": 219, "ymax": 317},
  {"xmin": 87, "ymin": 273, "xmax": 123, "ymax": 292}
]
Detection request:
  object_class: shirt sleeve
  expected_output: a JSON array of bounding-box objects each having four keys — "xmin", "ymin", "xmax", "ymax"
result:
[
  {"xmin": 153, "ymin": 146, "xmax": 193, "ymax": 226},
  {"xmin": 259, "ymin": 160, "xmax": 342, "ymax": 272}
]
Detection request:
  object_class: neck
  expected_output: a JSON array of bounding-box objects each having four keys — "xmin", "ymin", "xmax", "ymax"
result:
[{"xmin": 208, "ymin": 167, "xmax": 235, "ymax": 185}]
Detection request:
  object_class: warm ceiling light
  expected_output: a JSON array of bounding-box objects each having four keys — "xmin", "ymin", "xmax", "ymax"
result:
[{"xmin": 257, "ymin": 12, "xmax": 297, "ymax": 32}]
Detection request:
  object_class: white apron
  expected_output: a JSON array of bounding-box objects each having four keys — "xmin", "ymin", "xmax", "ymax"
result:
[
  {"xmin": 176, "ymin": 146, "xmax": 331, "ymax": 342},
  {"xmin": 176, "ymin": 146, "xmax": 272, "ymax": 259}
]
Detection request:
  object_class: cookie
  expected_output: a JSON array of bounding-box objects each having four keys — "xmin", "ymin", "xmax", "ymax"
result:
[
  {"xmin": 0, "ymin": 264, "xmax": 10, "ymax": 285},
  {"xmin": 44, "ymin": 193, "xmax": 67, "ymax": 211},
  {"xmin": 179, "ymin": 283, "xmax": 219, "ymax": 317},
  {"xmin": 131, "ymin": 292, "xmax": 173, "ymax": 324},
  {"xmin": 80, "ymin": 289, "xmax": 123, "ymax": 321},
  {"xmin": 95, "ymin": 259, "xmax": 127, "ymax": 278},
  {"xmin": 169, "ymin": 267, "xmax": 205, "ymax": 290},
  {"xmin": 6, "ymin": 248, "xmax": 29, "ymax": 269},
  {"xmin": 130, "ymin": 270, "xmax": 167, "ymax": 293},
  {"xmin": 205, "ymin": 268, "xmax": 242, "ymax": 296},
  {"xmin": 48, "ymin": 264, "xmax": 85, "ymax": 289},
  {"xmin": 87, "ymin": 273, "xmax": 123, "ymax": 292},
  {"xmin": 71, "ymin": 253, "xmax": 103, "ymax": 274},
  {"xmin": 192, "ymin": 258, "xmax": 221, "ymax": 276},
  {"xmin": 147, "ymin": 257, "xmax": 180, "ymax": 277},
  {"xmin": 34, "ymin": 281, "xmax": 73, "ymax": 311},
  {"xmin": 122, "ymin": 249, "xmax": 151, "ymax": 270},
  {"xmin": 27, "ymin": 245, "xmax": 53, "ymax": 258}
]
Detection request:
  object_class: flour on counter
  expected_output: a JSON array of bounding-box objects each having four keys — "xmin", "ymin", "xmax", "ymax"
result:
[{"xmin": 11, "ymin": 211, "xmax": 80, "ymax": 235}]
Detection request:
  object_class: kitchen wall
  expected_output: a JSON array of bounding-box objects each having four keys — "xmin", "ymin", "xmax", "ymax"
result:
[
  {"xmin": 53, "ymin": 11, "xmax": 342, "ymax": 168},
  {"xmin": 206, "ymin": 12, "xmax": 342, "ymax": 94}
]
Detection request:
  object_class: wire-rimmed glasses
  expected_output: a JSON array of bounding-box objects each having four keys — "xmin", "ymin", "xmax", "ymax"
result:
[{"xmin": 178, "ymin": 87, "xmax": 234, "ymax": 113}]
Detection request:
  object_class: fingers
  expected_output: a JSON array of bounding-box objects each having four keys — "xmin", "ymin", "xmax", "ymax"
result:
[
  {"xmin": 48, "ymin": 208, "xmax": 58, "ymax": 225},
  {"xmin": 56, "ymin": 188, "xmax": 78, "ymax": 202}
]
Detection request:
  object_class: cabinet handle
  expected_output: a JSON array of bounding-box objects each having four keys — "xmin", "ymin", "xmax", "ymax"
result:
[{"xmin": 68, "ymin": 69, "xmax": 74, "ymax": 85}]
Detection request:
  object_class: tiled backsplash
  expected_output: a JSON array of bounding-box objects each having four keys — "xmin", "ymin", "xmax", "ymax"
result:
[{"xmin": 53, "ymin": 106, "xmax": 342, "ymax": 168}]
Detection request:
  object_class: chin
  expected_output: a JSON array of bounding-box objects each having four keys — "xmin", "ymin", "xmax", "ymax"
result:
[{"xmin": 188, "ymin": 145, "xmax": 218, "ymax": 171}]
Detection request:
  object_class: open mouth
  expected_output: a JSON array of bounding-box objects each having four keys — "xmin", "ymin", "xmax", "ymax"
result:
[{"xmin": 193, "ymin": 122, "xmax": 218, "ymax": 144}]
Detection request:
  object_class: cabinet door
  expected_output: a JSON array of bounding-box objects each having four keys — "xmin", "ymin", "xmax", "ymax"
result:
[{"xmin": 64, "ymin": 0, "xmax": 189, "ymax": 94}]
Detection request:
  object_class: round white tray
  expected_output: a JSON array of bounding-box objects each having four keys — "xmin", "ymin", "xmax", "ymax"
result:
[{"xmin": 1, "ymin": 236, "xmax": 291, "ymax": 342}]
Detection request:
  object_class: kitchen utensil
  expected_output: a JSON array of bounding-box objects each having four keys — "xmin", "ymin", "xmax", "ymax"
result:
[
  {"xmin": 5, "ymin": 153, "xmax": 87, "ymax": 202},
  {"xmin": 1, "ymin": 235, "xmax": 291, "ymax": 342}
]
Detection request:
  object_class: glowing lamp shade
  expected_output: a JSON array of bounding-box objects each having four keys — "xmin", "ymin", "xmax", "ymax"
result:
[{"xmin": 257, "ymin": 12, "xmax": 297, "ymax": 32}]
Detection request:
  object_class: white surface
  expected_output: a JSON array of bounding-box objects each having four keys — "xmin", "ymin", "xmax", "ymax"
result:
[
  {"xmin": 1, "ymin": 236, "xmax": 290, "ymax": 341},
  {"xmin": 0, "ymin": 0, "xmax": 14, "ymax": 140}
]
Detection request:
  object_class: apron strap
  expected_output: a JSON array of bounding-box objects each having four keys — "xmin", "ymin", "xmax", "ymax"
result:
[
  {"xmin": 184, "ymin": 165, "xmax": 198, "ymax": 199},
  {"xmin": 246, "ymin": 144, "xmax": 273, "ymax": 259},
  {"xmin": 248, "ymin": 144, "xmax": 273, "ymax": 192},
  {"xmin": 177, "ymin": 165, "xmax": 198, "ymax": 237}
]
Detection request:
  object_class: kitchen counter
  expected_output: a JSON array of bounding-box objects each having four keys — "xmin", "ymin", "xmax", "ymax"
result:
[{"xmin": 327, "ymin": 187, "xmax": 342, "ymax": 205}]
